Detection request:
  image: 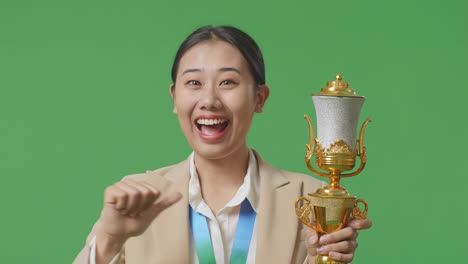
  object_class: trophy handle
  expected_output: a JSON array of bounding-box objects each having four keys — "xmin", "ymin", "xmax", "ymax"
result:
[
  {"xmin": 295, "ymin": 196, "xmax": 316, "ymax": 230},
  {"xmin": 352, "ymin": 199, "xmax": 368, "ymax": 220},
  {"xmin": 304, "ymin": 114, "xmax": 329, "ymax": 177},
  {"xmin": 341, "ymin": 118, "xmax": 371, "ymax": 177}
]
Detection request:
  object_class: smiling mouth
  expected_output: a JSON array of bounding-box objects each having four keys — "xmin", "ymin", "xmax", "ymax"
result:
[{"xmin": 195, "ymin": 118, "xmax": 229, "ymax": 136}]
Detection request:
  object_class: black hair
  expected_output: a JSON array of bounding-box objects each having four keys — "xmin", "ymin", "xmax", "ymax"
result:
[{"xmin": 171, "ymin": 25, "xmax": 265, "ymax": 88}]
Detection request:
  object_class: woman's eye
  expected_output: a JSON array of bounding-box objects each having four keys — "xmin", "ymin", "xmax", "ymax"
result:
[
  {"xmin": 220, "ymin": 80, "xmax": 237, "ymax": 86},
  {"xmin": 186, "ymin": 80, "xmax": 201, "ymax": 86}
]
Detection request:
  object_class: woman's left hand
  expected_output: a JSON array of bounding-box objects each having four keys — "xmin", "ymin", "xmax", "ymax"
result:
[{"xmin": 303, "ymin": 218, "xmax": 373, "ymax": 263}]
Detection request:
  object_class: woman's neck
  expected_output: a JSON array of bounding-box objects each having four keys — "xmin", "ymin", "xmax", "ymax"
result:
[{"xmin": 194, "ymin": 146, "xmax": 250, "ymax": 213}]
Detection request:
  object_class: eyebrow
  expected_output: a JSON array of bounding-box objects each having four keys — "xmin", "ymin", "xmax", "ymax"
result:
[
  {"xmin": 181, "ymin": 67, "xmax": 241, "ymax": 75},
  {"xmin": 182, "ymin": 68, "xmax": 202, "ymax": 75},
  {"xmin": 219, "ymin": 67, "xmax": 241, "ymax": 74}
]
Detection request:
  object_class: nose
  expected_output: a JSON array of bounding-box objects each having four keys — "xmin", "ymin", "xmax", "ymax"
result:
[{"xmin": 199, "ymin": 85, "xmax": 222, "ymax": 110}]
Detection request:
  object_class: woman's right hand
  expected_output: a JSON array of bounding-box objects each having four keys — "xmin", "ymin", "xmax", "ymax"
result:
[{"xmin": 95, "ymin": 179, "xmax": 182, "ymax": 263}]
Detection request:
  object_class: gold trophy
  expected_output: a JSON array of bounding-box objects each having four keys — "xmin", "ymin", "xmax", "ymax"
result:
[{"xmin": 295, "ymin": 75, "xmax": 370, "ymax": 264}]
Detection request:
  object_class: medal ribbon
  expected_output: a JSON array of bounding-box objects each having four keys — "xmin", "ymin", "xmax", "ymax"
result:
[{"xmin": 190, "ymin": 199, "xmax": 256, "ymax": 264}]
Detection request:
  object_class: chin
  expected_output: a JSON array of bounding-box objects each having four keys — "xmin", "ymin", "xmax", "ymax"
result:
[{"xmin": 192, "ymin": 143, "xmax": 244, "ymax": 161}]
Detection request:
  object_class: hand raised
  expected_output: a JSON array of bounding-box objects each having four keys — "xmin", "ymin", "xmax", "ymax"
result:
[{"xmin": 97, "ymin": 179, "xmax": 182, "ymax": 244}]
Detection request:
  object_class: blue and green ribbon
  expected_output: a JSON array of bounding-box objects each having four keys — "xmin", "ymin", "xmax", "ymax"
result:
[{"xmin": 190, "ymin": 199, "xmax": 256, "ymax": 264}]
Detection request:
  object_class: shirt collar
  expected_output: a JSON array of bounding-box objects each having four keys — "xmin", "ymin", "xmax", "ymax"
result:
[{"xmin": 188, "ymin": 149, "xmax": 260, "ymax": 213}]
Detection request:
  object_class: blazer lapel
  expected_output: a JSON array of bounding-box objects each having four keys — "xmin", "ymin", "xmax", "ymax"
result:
[
  {"xmin": 254, "ymin": 152, "xmax": 303, "ymax": 264},
  {"xmin": 147, "ymin": 160, "xmax": 190, "ymax": 263}
]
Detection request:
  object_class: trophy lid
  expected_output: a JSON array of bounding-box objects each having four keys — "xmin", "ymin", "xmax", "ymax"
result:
[{"xmin": 316, "ymin": 75, "xmax": 363, "ymax": 97}]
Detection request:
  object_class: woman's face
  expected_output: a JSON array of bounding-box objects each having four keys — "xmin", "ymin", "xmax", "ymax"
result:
[{"xmin": 170, "ymin": 40, "xmax": 269, "ymax": 160}]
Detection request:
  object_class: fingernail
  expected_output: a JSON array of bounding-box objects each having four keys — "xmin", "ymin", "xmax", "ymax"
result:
[{"xmin": 316, "ymin": 247, "xmax": 324, "ymax": 254}]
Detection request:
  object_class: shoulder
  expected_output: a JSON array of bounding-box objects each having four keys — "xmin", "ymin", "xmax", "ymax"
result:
[
  {"xmin": 123, "ymin": 163, "xmax": 179, "ymax": 180},
  {"xmin": 277, "ymin": 168, "xmax": 326, "ymax": 192},
  {"xmin": 120, "ymin": 159, "xmax": 189, "ymax": 188},
  {"xmin": 278, "ymin": 169, "xmax": 324, "ymax": 185},
  {"xmin": 253, "ymin": 149, "xmax": 326, "ymax": 193}
]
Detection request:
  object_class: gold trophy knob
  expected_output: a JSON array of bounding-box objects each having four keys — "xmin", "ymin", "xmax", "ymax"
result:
[{"xmin": 317, "ymin": 74, "xmax": 358, "ymax": 97}]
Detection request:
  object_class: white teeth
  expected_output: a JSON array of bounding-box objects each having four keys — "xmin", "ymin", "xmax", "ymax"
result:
[{"xmin": 196, "ymin": 118, "xmax": 227, "ymax": 125}]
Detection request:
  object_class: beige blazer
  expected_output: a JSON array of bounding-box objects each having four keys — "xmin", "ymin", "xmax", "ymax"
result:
[{"xmin": 73, "ymin": 151, "xmax": 325, "ymax": 264}]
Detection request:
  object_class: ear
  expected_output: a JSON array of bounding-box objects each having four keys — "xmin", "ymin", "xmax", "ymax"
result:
[
  {"xmin": 255, "ymin": 85, "xmax": 270, "ymax": 113},
  {"xmin": 169, "ymin": 84, "xmax": 177, "ymax": 114}
]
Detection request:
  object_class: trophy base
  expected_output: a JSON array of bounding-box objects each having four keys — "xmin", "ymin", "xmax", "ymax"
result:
[{"xmin": 316, "ymin": 255, "xmax": 346, "ymax": 264}]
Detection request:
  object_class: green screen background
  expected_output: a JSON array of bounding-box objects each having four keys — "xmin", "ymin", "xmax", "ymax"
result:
[{"xmin": 1, "ymin": 0, "xmax": 466, "ymax": 263}]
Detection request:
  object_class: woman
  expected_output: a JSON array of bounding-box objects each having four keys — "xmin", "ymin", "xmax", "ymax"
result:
[{"xmin": 73, "ymin": 25, "xmax": 372, "ymax": 264}]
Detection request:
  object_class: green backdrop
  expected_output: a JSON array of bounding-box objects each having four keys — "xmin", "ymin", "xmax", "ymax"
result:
[{"xmin": 1, "ymin": 0, "xmax": 467, "ymax": 263}]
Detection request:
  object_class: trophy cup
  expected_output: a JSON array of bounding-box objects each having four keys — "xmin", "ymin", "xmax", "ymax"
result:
[{"xmin": 295, "ymin": 75, "xmax": 371, "ymax": 264}]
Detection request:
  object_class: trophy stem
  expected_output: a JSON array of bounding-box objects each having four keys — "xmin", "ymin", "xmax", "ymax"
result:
[
  {"xmin": 320, "ymin": 174, "xmax": 349, "ymax": 196},
  {"xmin": 329, "ymin": 174, "xmax": 342, "ymax": 190}
]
